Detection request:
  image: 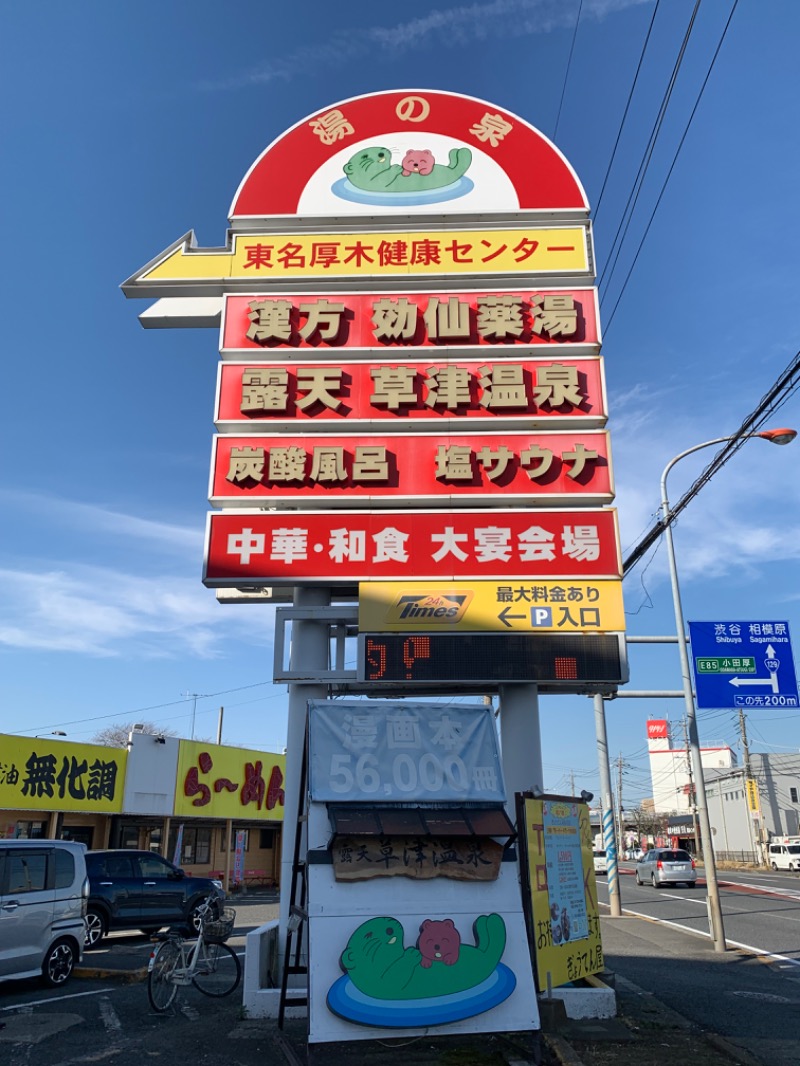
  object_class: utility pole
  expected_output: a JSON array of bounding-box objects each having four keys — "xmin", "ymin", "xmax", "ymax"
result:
[
  {"xmin": 682, "ymin": 718, "xmax": 700, "ymax": 855},
  {"xmin": 183, "ymin": 692, "xmax": 203, "ymax": 740},
  {"xmin": 738, "ymin": 708, "xmax": 758, "ymax": 861},
  {"xmin": 616, "ymin": 753, "xmax": 624, "ymax": 856}
]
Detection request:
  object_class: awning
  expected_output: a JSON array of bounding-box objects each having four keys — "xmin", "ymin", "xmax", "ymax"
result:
[{"xmin": 326, "ymin": 805, "xmax": 516, "ymax": 843}]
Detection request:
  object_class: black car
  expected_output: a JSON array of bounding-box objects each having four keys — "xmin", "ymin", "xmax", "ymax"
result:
[{"xmin": 84, "ymin": 850, "xmax": 225, "ymax": 947}]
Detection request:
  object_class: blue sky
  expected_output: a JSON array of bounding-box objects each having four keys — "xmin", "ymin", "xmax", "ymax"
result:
[{"xmin": 2, "ymin": 0, "xmax": 800, "ymax": 805}]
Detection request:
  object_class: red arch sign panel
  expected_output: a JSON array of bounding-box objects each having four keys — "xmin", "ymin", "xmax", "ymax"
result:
[{"xmin": 230, "ymin": 89, "xmax": 589, "ymax": 219}]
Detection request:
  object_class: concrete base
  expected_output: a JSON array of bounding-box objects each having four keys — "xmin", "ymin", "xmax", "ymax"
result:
[{"xmin": 541, "ymin": 977, "xmax": 616, "ymax": 1020}]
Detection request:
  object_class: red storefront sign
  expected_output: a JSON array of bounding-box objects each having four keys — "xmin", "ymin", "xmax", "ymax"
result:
[
  {"xmin": 214, "ymin": 356, "xmax": 606, "ymax": 431},
  {"xmin": 647, "ymin": 720, "xmax": 669, "ymax": 739},
  {"xmin": 209, "ymin": 430, "xmax": 613, "ymax": 507},
  {"xmin": 203, "ymin": 508, "xmax": 622, "ymax": 586},
  {"xmin": 220, "ymin": 289, "xmax": 600, "ymax": 356}
]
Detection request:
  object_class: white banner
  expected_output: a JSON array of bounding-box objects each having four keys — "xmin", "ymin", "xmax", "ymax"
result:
[{"xmin": 308, "ymin": 700, "xmax": 505, "ymax": 804}]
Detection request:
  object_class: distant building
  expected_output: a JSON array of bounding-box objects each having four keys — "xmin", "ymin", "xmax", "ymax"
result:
[
  {"xmin": 646, "ymin": 718, "xmax": 737, "ymax": 815},
  {"xmin": 705, "ymin": 753, "xmax": 800, "ymax": 861}
]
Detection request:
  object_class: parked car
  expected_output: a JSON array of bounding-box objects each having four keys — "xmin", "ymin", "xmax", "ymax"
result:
[
  {"xmin": 593, "ymin": 849, "xmax": 608, "ymax": 874},
  {"xmin": 767, "ymin": 841, "xmax": 800, "ymax": 871},
  {"xmin": 635, "ymin": 847, "xmax": 696, "ymax": 888},
  {"xmin": 84, "ymin": 850, "xmax": 225, "ymax": 947},
  {"xmin": 0, "ymin": 839, "xmax": 88, "ymax": 987}
]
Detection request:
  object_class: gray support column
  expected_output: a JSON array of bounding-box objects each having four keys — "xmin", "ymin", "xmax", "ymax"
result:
[
  {"xmin": 498, "ymin": 684, "xmax": 543, "ymax": 797},
  {"xmin": 278, "ymin": 587, "xmax": 330, "ymax": 960},
  {"xmin": 593, "ymin": 694, "xmax": 622, "ymax": 916}
]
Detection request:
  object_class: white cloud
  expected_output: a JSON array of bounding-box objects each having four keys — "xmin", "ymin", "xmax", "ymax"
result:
[
  {"xmin": 196, "ymin": 0, "xmax": 652, "ymax": 92},
  {"xmin": 0, "ymin": 490, "xmax": 202, "ymax": 556}
]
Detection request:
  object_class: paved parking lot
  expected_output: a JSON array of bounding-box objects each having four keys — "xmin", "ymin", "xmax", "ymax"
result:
[{"xmin": 0, "ymin": 894, "xmax": 280, "ymax": 1066}]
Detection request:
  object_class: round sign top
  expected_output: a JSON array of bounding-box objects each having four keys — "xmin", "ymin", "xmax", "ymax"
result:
[{"xmin": 229, "ymin": 89, "xmax": 589, "ymax": 221}]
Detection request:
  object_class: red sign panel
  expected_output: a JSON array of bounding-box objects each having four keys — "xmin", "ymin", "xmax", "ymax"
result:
[
  {"xmin": 220, "ymin": 289, "xmax": 600, "ymax": 356},
  {"xmin": 215, "ymin": 356, "xmax": 606, "ymax": 431},
  {"xmin": 647, "ymin": 720, "xmax": 669, "ymax": 739},
  {"xmin": 209, "ymin": 430, "xmax": 613, "ymax": 508},
  {"xmin": 203, "ymin": 508, "xmax": 622, "ymax": 586}
]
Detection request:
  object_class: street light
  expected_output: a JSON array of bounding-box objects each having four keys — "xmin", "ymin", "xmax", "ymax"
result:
[{"xmin": 661, "ymin": 427, "xmax": 796, "ymax": 953}]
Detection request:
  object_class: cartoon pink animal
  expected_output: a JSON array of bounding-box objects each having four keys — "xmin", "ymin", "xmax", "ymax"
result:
[
  {"xmin": 402, "ymin": 149, "xmax": 435, "ymax": 177},
  {"xmin": 417, "ymin": 918, "xmax": 461, "ymax": 968}
]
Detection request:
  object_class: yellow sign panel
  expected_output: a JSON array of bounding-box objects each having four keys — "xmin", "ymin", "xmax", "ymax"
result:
[
  {"xmin": 137, "ymin": 226, "xmax": 589, "ymax": 284},
  {"xmin": 522, "ymin": 797, "xmax": 603, "ymax": 991},
  {"xmin": 358, "ymin": 580, "xmax": 625, "ymax": 633},
  {"xmin": 746, "ymin": 777, "xmax": 761, "ymax": 814},
  {"xmin": 174, "ymin": 740, "xmax": 286, "ymax": 821},
  {"xmin": 0, "ymin": 735, "xmax": 126, "ymax": 815}
]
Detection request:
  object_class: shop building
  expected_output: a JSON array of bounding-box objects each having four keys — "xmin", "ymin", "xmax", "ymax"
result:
[{"xmin": 0, "ymin": 731, "xmax": 285, "ymax": 889}]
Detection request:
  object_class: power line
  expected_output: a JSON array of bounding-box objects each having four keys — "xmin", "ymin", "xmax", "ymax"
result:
[
  {"xmin": 623, "ymin": 346, "xmax": 800, "ymax": 575},
  {"xmin": 601, "ymin": 0, "xmax": 741, "ymax": 335},
  {"xmin": 552, "ymin": 0, "xmax": 584, "ymax": 143},
  {"xmin": 597, "ymin": 0, "xmax": 702, "ymax": 295},
  {"xmin": 592, "ymin": 0, "xmax": 661, "ymax": 222}
]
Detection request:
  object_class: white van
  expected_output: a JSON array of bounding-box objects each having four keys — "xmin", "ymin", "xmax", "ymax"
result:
[
  {"xmin": 767, "ymin": 839, "xmax": 800, "ymax": 872},
  {"xmin": 0, "ymin": 840, "xmax": 89, "ymax": 986}
]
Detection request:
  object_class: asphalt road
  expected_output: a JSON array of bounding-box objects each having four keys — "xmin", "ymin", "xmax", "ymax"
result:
[{"xmin": 598, "ymin": 862, "xmax": 800, "ymax": 966}]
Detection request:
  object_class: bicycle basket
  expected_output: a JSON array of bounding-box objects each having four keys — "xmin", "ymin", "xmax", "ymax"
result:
[{"xmin": 204, "ymin": 907, "xmax": 235, "ymax": 944}]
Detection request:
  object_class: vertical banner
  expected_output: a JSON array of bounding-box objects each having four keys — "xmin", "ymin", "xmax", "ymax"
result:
[
  {"xmin": 172, "ymin": 823, "xmax": 184, "ymax": 867},
  {"xmin": 233, "ymin": 829, "xmax": 246, "ymax": 886},
  {"xmin": 519, "ymin": 795, "xmax": 603, "ymax": 991}
]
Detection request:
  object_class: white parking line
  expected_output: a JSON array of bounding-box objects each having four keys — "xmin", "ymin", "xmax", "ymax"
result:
[
  {"xmin": 0, "ymin": 988, "xmax": 112, "ymax": 1012},
  {"xmin": 99, "ymin": 997, "xmax": 122, "ymax": 1033}
]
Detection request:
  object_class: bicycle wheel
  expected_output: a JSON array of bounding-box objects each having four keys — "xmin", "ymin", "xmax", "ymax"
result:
[
  {"xmin": 148, "ymin": 941, "xmax": 181, "ymax": 1012},
  {"xmin": 192, "ymin": 941, "xmax": 241, "ymax": 998}
]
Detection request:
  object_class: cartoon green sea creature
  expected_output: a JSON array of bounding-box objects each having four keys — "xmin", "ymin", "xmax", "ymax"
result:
[
  {"xmin": 338, "ymin": 914, "xmax": 506, "ymax": 1001},
  {"xmin": 343, "ymin": 146, "xmax": 472, "ymax": 193}
]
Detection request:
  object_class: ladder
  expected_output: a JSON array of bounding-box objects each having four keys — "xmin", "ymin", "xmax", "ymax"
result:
[{"xmin": 278, "ymin": 728, "xmax": 309, "ymax": 1029}]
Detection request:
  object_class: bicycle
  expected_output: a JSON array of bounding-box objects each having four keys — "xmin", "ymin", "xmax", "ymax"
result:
[{"xmin": 147, "ymin": 900, "xmax": 241, "ymax": 1012}]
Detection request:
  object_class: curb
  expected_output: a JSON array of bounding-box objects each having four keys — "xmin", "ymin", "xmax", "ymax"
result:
[{"xmin": 543, "ymin": 1033, "xmax": 587, "ymax": 1066}]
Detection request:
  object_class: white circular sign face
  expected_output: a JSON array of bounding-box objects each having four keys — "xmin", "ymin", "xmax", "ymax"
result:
[{"xmin": 297, "ymin": 132, "xmax": 519, "ymax": 217}]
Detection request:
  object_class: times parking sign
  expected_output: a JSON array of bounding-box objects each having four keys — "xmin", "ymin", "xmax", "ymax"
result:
[{"xmin": 688, "ymin": 620, "xmax": 799, "ymax": 710}]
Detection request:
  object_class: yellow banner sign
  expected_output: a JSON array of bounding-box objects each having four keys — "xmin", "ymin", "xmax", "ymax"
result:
[
  {"xmin": 746, "ymin": 778, "xmax": 761, "ymax": 814},
  {"xmin": 129, "ymin": 226, "xmax": 590, "ymax": 289},
  {"xmin": 0, "ymin": 735, "xmax": 126, "ymax": 814},
  {"xmin": 358, "ymin": 580, "xmax": 625, "ymax": 632},
  {"xmin": 174, "ymin": 740, "xmax": 286, "ymax": 820},
  {"xmin": 521, "ymin": 797, "xmax": 603, "ymax": 991}
]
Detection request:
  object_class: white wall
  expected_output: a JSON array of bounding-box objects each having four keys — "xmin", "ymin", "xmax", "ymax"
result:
[{"xmin": 122, "ymin": 733, "xmax": 179, "ymax": 814}]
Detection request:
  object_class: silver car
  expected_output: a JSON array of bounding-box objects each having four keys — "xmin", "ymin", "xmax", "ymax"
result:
[
  {"xmin": 635, "ymin": 847, "xmax": 697, "ymax": 888},
  {"xmin": 0, "ymin": 840, "xmax": 89, "ymax": 986}
]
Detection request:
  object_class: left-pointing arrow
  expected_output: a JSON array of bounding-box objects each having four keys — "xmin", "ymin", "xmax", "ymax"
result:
[
  {"xmin": 498, "ymin": 607, "xmax": 527, "ymax": 628},
  {"xmin": 121, "ymin": 231, "xmax": 236, "ymax": 299}
]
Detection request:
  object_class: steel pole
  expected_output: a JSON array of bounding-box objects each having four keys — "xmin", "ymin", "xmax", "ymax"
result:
[
  {"xmin": 593, "ymin": 693, "xmax": 621, "ymax": 916},
  {"xmin": 661, "ymin": 451, "xmax": 726, "ymax": 952}
]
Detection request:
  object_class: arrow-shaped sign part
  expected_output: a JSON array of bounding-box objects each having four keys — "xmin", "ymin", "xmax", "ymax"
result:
[{"xmin": 729, "ymin": 672, "xmax": 780, "ymax": 693}]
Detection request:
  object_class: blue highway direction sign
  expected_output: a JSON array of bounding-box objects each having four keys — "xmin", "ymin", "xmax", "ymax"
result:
[{"xmin": 688, "ymin": 620, "xmax": 799, "ymax": 710}]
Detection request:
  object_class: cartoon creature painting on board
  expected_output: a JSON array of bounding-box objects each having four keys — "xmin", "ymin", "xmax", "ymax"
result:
[
  {"xmin": 326, "ymin": 913, "xmax": 517, "ymax": 1028},
  {"xmin": 332, "ymin": 144, "xmax": 474, "ymax": 207}
]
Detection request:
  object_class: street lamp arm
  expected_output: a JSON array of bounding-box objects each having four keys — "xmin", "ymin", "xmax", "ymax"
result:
[{"xmin": 660, "ymin": 436, "xmax": 739, "ymax": 513}]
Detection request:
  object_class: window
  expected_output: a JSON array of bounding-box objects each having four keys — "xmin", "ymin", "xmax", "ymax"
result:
[
  {"xmin": 259, "ymin": 828, "xmax": 276, "ymax": 849},
  {"xmin": 7, "ymin": 851, "xmax": 48, "ymax": 893},
  {"xmin": 171, "ymin": 826, "xmax": 212, "ymax": 866},
  {"xmin": 137, "ymin": 855, "xmax": 174, "ymax": 879},
  {"xmin": 54, "ymin": 849, "xmax": 75, "ymax": 889},
  {"xmin": 790, "ymin": 787, "xmax": 799, "ymax": 804},
  {"xmin": 14, "ymin": 820, "xmax": 46, "ymax": 839},
  {"xmin": 119, "ymin": 826, "xmax": 139, "ymax": 849}
]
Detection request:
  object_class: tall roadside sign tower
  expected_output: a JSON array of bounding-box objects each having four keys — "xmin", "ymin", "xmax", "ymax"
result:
[{"xmin": 124, "ymin": 89, "xmax": 627, "ymax": 1036}]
